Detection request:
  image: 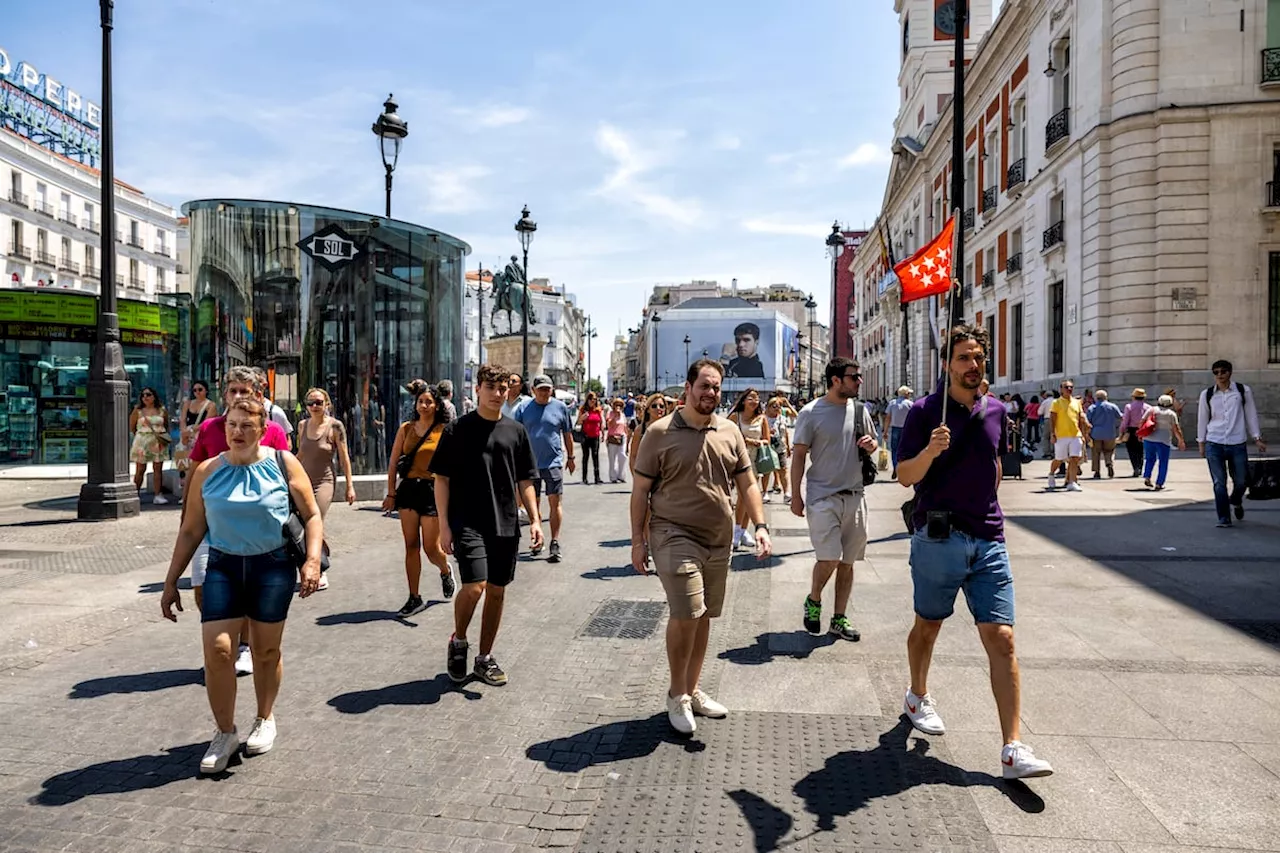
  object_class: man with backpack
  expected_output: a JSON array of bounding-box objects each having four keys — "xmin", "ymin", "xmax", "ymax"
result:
[{"xmin": 1196, "ymin": 359, "xmax": 1266, "ymax": 528}]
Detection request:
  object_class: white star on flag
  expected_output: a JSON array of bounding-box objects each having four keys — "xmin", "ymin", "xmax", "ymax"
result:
[
  {"xmin": 922, "ymin": 255, "xmax": 936, "ymax": 271},
  {"xmin": 909, "ymin": 262, "xmax": 921, "ymax": 278}
]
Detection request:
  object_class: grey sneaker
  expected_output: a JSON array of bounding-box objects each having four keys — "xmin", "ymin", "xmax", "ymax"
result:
[
  {"xmin": 474, "ymin": 655, "xmax": 508, "ymax": 686},
  {"xmin": 447, "ymin": 635, "xmax": 469, "ymax": 683},
  {"xmin": 548, "ymin": 540, "xmax": 562, "ymax": 563}
]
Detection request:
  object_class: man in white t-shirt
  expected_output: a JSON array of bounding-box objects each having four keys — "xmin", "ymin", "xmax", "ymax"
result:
[{"xmin": 1197, "ymin": 359, "xmax": 1266, "ymax": 528}]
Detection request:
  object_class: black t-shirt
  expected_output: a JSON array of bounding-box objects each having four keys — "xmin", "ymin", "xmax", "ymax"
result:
[
  {"xmin": 726, "ymin": 354, "xmax": 765, "ymax": 378},
  {"xmin": 429, "ymin": 412, "xmax": 536, "ymax": 537}
]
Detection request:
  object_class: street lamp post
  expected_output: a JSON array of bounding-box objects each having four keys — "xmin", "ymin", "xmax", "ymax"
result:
[
  {"xmin": 372, "ymin": 95, "xmax": 408, "ymax": 218},
  {"xmin": 469, "ymin": 261, "xmax": 488, "ymax": 366},
  {"xmin": 78, "ymin": 0, "xmax": 138, "ymax": 520},
  {"xmin": 651, "ymin": 311, "xmax": 662, "ymax": 391},
  {"xmin": 804, "ymin": 294, "xmax": 818, "ymax": 401},
  {"xmin": 825, "ymin": 219, "xmax": 845, "ymax": 357},
  {"xmin": 795, "ymin": 331, "xmax": 805, "ymax": 391},
  {"xmin": 514, "ymin": 205, "xmax": 537, "ymax": 380},
  {"xmin": 584, "ymin": 315, "xmax": 597, "ymax": 394},
  {"xmin": 683, "ymin": 334, "xmax": 691, "ymax": 371}
]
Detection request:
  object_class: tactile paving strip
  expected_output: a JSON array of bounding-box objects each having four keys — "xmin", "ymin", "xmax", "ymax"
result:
[
  {"xmin": 580, "ymin": 598, "xmax": 668, "ymax": 639},
  {"xmin": 577, "ymin": 711, "xmax": 995, "ymax": 853}
]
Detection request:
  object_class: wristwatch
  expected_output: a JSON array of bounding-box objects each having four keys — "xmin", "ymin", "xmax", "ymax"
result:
[{"xmin": 755, "ymin": 523, "xmax": 769, "ymax": 533}]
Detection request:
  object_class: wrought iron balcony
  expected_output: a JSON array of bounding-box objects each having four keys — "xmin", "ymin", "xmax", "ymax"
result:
[
  {"xmin": 963, "ymin": 208, "xmax": 975, "ymax": 231},
  {"xmin": 982, "ymin": 187, "xmax": 998, "ymax": 213},
  {"xmin": 8, "ymin": 190, "xmax": 28, "ymax": 207},
  {"xmin": 83, "ymin": 220, "xmax": 100, "ymax": 235},
  {"xmin": 981, "ymin": 270, "xmax": 994, "ymax": 288},
  {"xmin": 115, "ymin": 275, "xmax": 125, "ymax": 287},
  {"xmin": 58, "ymin": 210, "xmax": 77, "ymax": 227},
  {"xmin": 129, "ymin": 276, "xmax": 145, "ymax": 289},
  {"xmin": 84, "ymin": 265, "xmax": 101, "ymax": 280},
  {"xmin": 153, "ymin": 245, "xmax": 171, "ymax": 258},
  {"xmin": 1268, "ymin": 181, "xmax": 1280, "ymax": 208},
  {"xmin": 1263, "ymin": 48, "xmax": 1280, "ymax": 85},
  {"xmin": 1046, "ymin": 108, "xmax": 1070, "ymax": 150},
  {"xmin": 127, "ymin": 236, "xmax": 145, "ymax": 249},
  {"xmin": 32, "ymin": 200, "xmax": 54, "ymax": 218},
  {"xmin": 34, "ymin": 249, "xmax": 56, "ymax": 267},
  {"xmin": 1006, "ymin": 252, "xmax": 1022, "ymax": 274},
  {"xmin": 57, "ymin": 257, "xmax": 79, "ymax": 274},
  {"xmin": 8, "ymin": 242, "xmax": 30, "ymax": 259},
  {"xmin": 1007, "ymin": 157, "xmax": 1026, "ymax": 188},
  {"xmin": 1042, "ymin": 220, "xmax": 1065, "ymax": 251}
]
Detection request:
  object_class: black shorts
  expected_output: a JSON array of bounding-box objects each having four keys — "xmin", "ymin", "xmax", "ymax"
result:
[
  {"xmin": 534, "ymin": 467, "xmax": 564, "ymax": 498},
  {"xmin": 453, "ymin": 528, "xmax": 520, "ymax": 587},
  {"xmin": 395, "ymin": 477, "xmax": 437, "ymax": 517}
]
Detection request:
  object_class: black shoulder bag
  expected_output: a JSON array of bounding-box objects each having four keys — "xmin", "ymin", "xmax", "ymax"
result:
[
  {"xmin": 854, "ymin": 401, "xmax": 877, "ymax": 486},
  {"xmin": 276, "ymin": 450, "xmax": 328, "ymax": 571},
  {"xmin": 395, "ymin": 423, "xmax": 432, "ymax": 481}
]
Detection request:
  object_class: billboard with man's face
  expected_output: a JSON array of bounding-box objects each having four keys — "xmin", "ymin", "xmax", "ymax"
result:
[{"xmin": 652, "ymin": 313, "xmax": 795, "ymax": 393}]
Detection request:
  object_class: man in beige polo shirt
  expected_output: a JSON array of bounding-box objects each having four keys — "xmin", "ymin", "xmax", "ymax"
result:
[{"xmin": 631, "ymin": 358, "xmax": 773, "ymax": 735}]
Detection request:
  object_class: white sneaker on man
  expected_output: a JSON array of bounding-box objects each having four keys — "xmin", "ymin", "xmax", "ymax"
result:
[
  {"xmin": 666, "ymin": 693, "xmax": 696, "ymax": 735},
  {"xmin": 200, "ymin": 729, "xmax": 239, "ymax": 775},
  {"xmin": 690, "ymin": 688, "xmax": 727, "ymax": 718},
  {"xmin": 153, "ymin": 494, "xmax": 169, "ymax": 505},
  {"xmin": 739, "ymin": 530, "xmax": 756, "ymax": 549},
  {"xmin": 904, "ymin": 689, "xmax": 946, "ymax": 735},
  {"xmin": 1066, "ymin": 482, "xmax": 1083, "ymax": 493},
  {"xmin": 244, "ymin": 716, "xmax": 277, "ymax": 756},
  {"xmin": 234, "ymin": 644, "xmax": 253, "ymax": 676},
  {"xmin": 732, "ymin": 526, "xmax": 744, "ymax": 550},
  {"xmin": 1046, "ymin": 474, "xmax": 1057, "ymax": 490},
  {"xmin": 1002, "ymin": 740, "xmax": 1054, "ymax": 779}
]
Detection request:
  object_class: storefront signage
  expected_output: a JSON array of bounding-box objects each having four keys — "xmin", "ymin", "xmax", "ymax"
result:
[
  {"xmin": 0, "ymin": 291, "xmax": 176, "ymax": 347},
  {"xmin": 0, "ymin": 46, "xmax": 102, "ymax": 166},
  {"xmin": 298, "ymin": 223, "xmax": 363, "ymax": 272},
  {"xmin": 0, "ymin": 291, "xmax": 96, "ymax": 325}
]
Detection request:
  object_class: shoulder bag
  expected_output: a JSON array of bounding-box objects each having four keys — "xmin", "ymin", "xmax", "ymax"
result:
[
  {"xmin": 395, "ymin": 423, "xmax": 432, "ymax": 481},
  {"xmin": 853, "ymin": 401, "xmax": 877, "ymax": 486},
  {"xmin": 276, "ymin": 451, "xmax": 328, "ymax": 571}
]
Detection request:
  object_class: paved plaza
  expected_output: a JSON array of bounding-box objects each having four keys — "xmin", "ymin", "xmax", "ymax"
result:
[{"xmin": 0, "ymin": 454, "xmax": 1278, "ymax": 853}]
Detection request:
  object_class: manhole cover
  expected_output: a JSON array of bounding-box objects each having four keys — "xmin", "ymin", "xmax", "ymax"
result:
[
  {"xmin": 580, "ymin": 599, "xmax": 666, "ymax": 639},
  {"xmin": 1226, "ymin": 620, "xmax": 1280, "ymax": 648}
]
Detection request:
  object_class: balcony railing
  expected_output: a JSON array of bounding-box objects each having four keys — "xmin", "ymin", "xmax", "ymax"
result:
[
  {"xmin": 153, "ymin": 245, "xmax": 171, "ymax": 258},
  {"xmin": 962, "ymin": 208, "xmax": 975, "ymax": 231},
  {"xmin": 1006, "ymin": 252, "xmax": 1023, "ymax": 274},
  {"xmin": 58, "ymin": 258, "xmax": 80, "ymax": 274},
  {"xmin": 963, "ymin": 284, "xmax": 973, "ymax": 303},
  {"xmin": 1042, "ymin": 220, "xmax": 1065, "ymax": 251},
  {"xmin": 8, "ymin": 190, "xmax": 29, "ymax": 208},
  {"xmin": 8, "ymin": 242, "xmax": 31, "ymax": 259},
  {"xmin": 1046, "ymin": 108, "xmax": 1070, "ymax": 150},
  {"xmin": 982, "ymin": 187, "xmax": 998, "ymax": 213},
  {"xmin": 115, "ymin": 275, "xmax": 125, "ymax": 287},
  {"xmin": 34, "ymin": 249, "xmax": 56, "ymax": 266},
  {"xmin": 84, "ymin": 265, "xmax": 101, "ymax": 280},
  {"xmin": 1263, "ymin": 48, "xmax": 1280, "ymax": 85},
  {"xmin": 83, "ymin": 220, "xmax": 100, "ymax": 234},
  {"xmin": 129, "ymin": 276, "xmax": 145, "ymax": 289},
  {"xmin": 58, "ymin": 210, "xmax": 78, "ymax": 227},
  {"xmin": 32, "ymin": 200, "xmax": 54, "ymax": 218},
  {"xmin": 127, "ymin": 237, "xmax": 145, "ymax": 249},
  {"xmin": 1007, "ymin": 157, "xmax": 1026, "ymax": 188},
  {"xmin": 1268, "ymin": 181, "xmax": 1280, "ymax": 208},
  {"xmin": 981, "ymin": 270, "xmax": 994, "ymax": 288}
]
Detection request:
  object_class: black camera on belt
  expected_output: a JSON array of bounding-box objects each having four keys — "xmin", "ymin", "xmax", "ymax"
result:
[{"xmin": 926, "ymin": 510, "xmax": 951, "ymax": 540}]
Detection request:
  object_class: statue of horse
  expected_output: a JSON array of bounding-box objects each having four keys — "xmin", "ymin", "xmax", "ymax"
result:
[{"xmin": 490, "ymin": 255, "xmax": 535, "ymax": 335}]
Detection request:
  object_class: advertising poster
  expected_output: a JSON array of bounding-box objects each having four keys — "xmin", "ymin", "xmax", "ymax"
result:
[{"xmin": 653, "ymin": 314, "xmax": 796, "ymax": 393}]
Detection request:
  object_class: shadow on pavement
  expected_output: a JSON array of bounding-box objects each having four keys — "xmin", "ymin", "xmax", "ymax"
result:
[
  {"xmin": 138, "ymin": 578, "xmax": 190, "ymax": 594},
  {"xmin": 33, "ymin": 743, "xmax": 212, "ymax": 804},
  {"xmin": 726, "ymin": 789, "xmax": 794, "ymax": 852},
  {"xmin": 580, "ymin": 565, "xmax": 642, "ymax": 581},
  {"xmin": 327, "ymin": 673, "xmax": 481, "ymax": 713},
  {"xmin": 526, "ymin": 714, "xmax": 707, "ymax": 772},
  {"xmin": 598, "ymin": 539, "xmax": 631, "ymax": 548},
  {"xmin": 315, "ymin": 605, "xmax": 442, "ymax": 627},
  {"xmin": 718, "ymin": 631, "xmax": 835, "ymax": 665},
  {"xmin": 868, "ymin": 531, "xmax": 911, "ymax": 544},
  {"xmin": 70, "ymin": 668, "xmax": 204, "ymax": 699},
  {"xmin": 731, "ymin": 553, "xmax": 784, "ymax": 572}
]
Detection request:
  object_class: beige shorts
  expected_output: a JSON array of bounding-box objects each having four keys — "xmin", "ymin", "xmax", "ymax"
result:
[
  {"xmin": 806, "ymin": 492, "xmax": 868, "ymax": 565},
  {"xmin": 650, "ymin": 526, "xmax": 731, "ymax": 620}
]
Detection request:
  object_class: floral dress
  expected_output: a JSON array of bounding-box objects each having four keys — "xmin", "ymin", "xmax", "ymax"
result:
[{"xmin": 130, "ymin": 411, "xmax": 170, "ymax": 464}]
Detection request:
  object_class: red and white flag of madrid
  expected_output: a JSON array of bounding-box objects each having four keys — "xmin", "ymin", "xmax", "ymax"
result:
[{"xmin": 894, "ymin": 215, "xmax": 956, "ymax": 304}]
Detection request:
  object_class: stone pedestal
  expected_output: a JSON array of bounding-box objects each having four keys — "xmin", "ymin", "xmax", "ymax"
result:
[{"xmin": 482, "ymin": 334, "xmax": 546, "ymax": 379}]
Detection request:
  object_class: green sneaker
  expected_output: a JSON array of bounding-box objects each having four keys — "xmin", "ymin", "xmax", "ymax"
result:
[
  {"xmin": 803, "ymin": 596, "xmax": 822, "ymax": 634},
  {"xmin": 829, "ymin": 614, "xmax": 861, "ymax": 642}
]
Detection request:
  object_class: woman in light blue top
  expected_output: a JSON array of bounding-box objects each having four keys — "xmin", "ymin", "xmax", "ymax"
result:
[{"xmin": 161, "ymin": 398, "xmax": 322, "ymax": 776}]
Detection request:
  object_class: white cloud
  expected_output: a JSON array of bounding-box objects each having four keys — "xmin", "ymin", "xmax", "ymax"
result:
[
  {"xmin": 838, "ymin": 142, "xmax": 891, "ymax": 168},
  {"xmin": 400, "ymin": 164, "xmax": 494, "ymax": 214},
  {"xmin": 594, "ymin": 123, "xmax": 703, "ymax": 226},
  {"xmin": 741, "ymin": 218, "xmax": 829, "ymax": 238},
  {"xmin": 711, "ymin": 133, "xmax": 742, "ymax": 151},
  {"xmin": 468, "ymin": 106, "xmax": 533, "ymax": 128}
]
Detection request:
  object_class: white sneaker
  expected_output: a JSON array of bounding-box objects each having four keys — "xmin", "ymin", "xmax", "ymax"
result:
[
  {"xmin": 234, "ymin": 645, "xmax": 253, "ymax": 676},
  {"xmin": 732, "ymin": 526, "xmax": 743, "ymax": 549},
  {"xmin": 1046, "ymin": 475, "xmax": 1057, "ymax": 490},
  {"xmin": 244, "ymin": 716, "xmax": 277, "ymax": 756},
  {"xmin": 200, "ymin": 728, "xmax": 239, "ymax": 774},
  {"xmin": 783, "ymin": 493, "xmax": 791, "ymax": 503},
  {"xmin": 1066, "ymin": 482, "xmax": 1083, "ymax": 493},
  {"xmin": 153, "ymin": 494, "xmax": 169, "ymax": 505},
  {"xmin": 690, "ymin": 688, "xmax": 728, "ymax": 718},
  {"xmin": 317, "ymin": 573, "xmax": 329, "ymax": 591},
  {"xmin": 904, "ymin": 689, "xmax": 946, "ymax": 735},
  {"xmin": 518, "ymin": 507, "xmax": 530, "ymax": 525},
  {"xmin": 666, "ymin": 693, "xmax": 696, "ymax": 735},
  {"xmin": 763, "ymin": 494, "xmax": 772, "ymax": 503},
  {"xmin": 740, "ymin": 530, "xmax": 756, "ymax": 549},
  {"xmin": 1002, "ymin": 740, "xmax": 1054, "ymax": 779}
]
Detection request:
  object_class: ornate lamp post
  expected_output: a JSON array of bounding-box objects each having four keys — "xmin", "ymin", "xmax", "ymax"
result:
[
  {"xmin": 514, "ymin": 205, "xmax": 537, "ymax": 380},
  {"xmin": 78, "ymin": 0, "xmax": 139, "ymax": 520},
  {"xmin": 584, "ymin": 315, "xmax": 597, "ymax": 393},
  {"xmin": 683, "ymin": 334, "xmax": 691, "ymax": 370},
  {"xmin": 805, "ymin": 294, "xmax": 818, "ymax": 401},
  {"xmin": 825, "ymin": 218, "xmax": 845, "ymax": 354},
  {"xmin": 650, "ymin": 311, "xmax": 662, "ymax": 391},
  {"xmin": 795, "ymin": 330, "xmax": 805, "ymax": 391},
  {"xmin": 372, "ymin": 94, "xmax": 408, "ymax": 218}
]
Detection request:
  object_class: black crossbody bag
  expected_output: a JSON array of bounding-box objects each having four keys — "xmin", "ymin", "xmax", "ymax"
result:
[
  {"xmin": 395, "ymin": 423, "xmax": 432, "ymax": 481},
  {"xmin": 276, "ymin": 450, "xmax": 329, "ymax": 571}
]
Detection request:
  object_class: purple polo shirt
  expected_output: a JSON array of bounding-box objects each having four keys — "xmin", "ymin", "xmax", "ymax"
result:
[{"xmin": 898, "ymin": 391, "xmax": 1008, "ymax": 541}]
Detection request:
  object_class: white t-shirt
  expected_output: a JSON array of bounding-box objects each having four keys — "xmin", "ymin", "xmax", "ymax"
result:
[
  {"xmin": 792, "ymin": 397, "xmax": 877, "ymax": 501},
  {"xmin": 265, "ymin": 399, "xmax": 293, "ymax": 435}
]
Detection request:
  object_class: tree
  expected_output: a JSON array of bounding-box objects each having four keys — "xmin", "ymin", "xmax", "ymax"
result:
[{"xmin": 585, "ymin": 378, "xmax": 605, "ymax": 396}]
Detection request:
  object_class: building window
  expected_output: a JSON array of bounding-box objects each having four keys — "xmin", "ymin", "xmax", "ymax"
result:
[
  {"xmin": 10, "ymin": 219, "xmax": 21, "ymax": 253},
  {"xmin": 84, "ymin": 244, "xmax": 95, "ymax": 274},
  {"xmin": 1049, "ymin": 281, "xmax": 1065, "ymax": 374},
  {"xmin": 157, "ymin": 268, "xmax": 166, "ymax": 291},
  {"xmin": 985, "ymin": 315, "xmax": 996, "ymax": 382},
  {"xmin": 129, "ymin": 258, "xmax": 140, "ymax": 288},
  {"xmin": 83, "ymin": 202, "xmax": 94, "ymax": 229},
  {"xmin": 1012, "ymin": 302, "xmax": 1024, "ymax": 380},
  {"xmin": 61, "ymin": 236, "xmax": 72, "ymax": 263},
  {"xmin": 1269, "ymin": 252, "xmax": 1280, "ymax": 363}
]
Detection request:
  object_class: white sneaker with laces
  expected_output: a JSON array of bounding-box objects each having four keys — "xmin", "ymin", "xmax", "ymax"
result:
[
  {"xmin": 666, "ymin": 693, "xmax": 696, "ymax": 735},
  {"xmin": 1066, "ymin": 482, "xmax": 1083, "ymax": 492},
  {"xmin": 1046, "ymin": 475, "xmax": 1057, "ymax": 490},
  {"xmin": 153, "ymin": 494, "xmax": 169, "ymax": 505},
  {"xmin": 234, "ymin": 645, "xmax": 254, "ymax": 676},
  {"xmin": 200, "ymin": 728, "xmax": 239, "ymax": 774},
  {"xmin": 244, "ymin": 716, "xmax": 277, "ymax": 756},
  {"xmin": 904, "ymin": 689, "xmax": 946, "ymax": 735},
  {"xmin": 1002, "ymin": 740, "xmax": 1054, "ymax": 779},
  {"xmin": 740, "ymin": 530, "xmax": 756, "ymax": 548},
  {"xmin": 690, "ymin": 688, "xmax": 727, "ymax": 718}
]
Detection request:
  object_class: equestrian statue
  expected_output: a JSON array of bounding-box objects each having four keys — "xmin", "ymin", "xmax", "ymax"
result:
[{"xmin": 490, "ymin": 255, "xmax": 536, "ymax": 336}]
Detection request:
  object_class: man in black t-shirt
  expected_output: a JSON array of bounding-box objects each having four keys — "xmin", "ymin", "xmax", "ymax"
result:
[{"xmin": 431, "ymin": 364, "xmax": 542, "ymax": 686}]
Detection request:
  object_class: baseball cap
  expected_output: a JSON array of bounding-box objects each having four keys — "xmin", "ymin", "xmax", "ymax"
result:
[{"xmin": 532, "ymin": 374, "xmax": 554, "ymax": 389}]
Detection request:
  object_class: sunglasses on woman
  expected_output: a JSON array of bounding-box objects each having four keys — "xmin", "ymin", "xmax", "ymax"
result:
[{"xmin": 306, "ymin": 400, "xmax": 325, "ymax": 408}]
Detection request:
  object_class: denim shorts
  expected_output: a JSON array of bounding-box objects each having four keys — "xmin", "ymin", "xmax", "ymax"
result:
[
  {"xmin": 201, "ymin": 546, "xmax": 297, "ymax": 624},
  {"xmin": 909, "ymin": 529, "xmax": 1015, "ymax": 625},
  {"xmin": 534, "ymin": 467, "xmax": 564, "ymax": 498}
]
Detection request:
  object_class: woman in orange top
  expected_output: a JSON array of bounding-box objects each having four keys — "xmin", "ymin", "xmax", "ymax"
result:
[{"xmin": 383, "ymin": 385, "xmax": 453, "ymax": 617}]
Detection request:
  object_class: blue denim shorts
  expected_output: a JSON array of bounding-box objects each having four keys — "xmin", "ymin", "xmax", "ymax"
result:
[
  {"xmin": 201, "ymin": 546, "xmax": 296, "ymax": 624},
  {"xmin": 909, "ymin": 530, "xmax": 1015, "ymax": 625}
]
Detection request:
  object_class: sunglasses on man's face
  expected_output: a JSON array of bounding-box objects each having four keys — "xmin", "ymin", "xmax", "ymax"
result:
[
  {"xmin": 1212, "ymin": 368, "xmax": 1230, "ymax": 376},
  {"xmin": 1062, "ymin": 385, "xmax": 1074, "ymax": 391},
  {"xmin": 844, "ymin": 373, "xmax": 862, "ymax": 382}
]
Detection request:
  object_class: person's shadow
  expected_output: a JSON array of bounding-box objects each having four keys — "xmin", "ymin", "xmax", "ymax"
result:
[
  {"xmin": 526, "ymin": 714, "xmax": 706, "ymax": 772},
  {"xmin": 69, "ymin": 668, "xmax": 203, "ymax": 698},
  {"xmin": 718, "ymin": 631, "xmax": 835, "ymax": 665},
  {"xmin": 327, "ymin": 673, "xmax": 481, "ymax": 714},
  {"xmin": 34, "ymin": 744, "xmax": 212, "ymax": 804}
]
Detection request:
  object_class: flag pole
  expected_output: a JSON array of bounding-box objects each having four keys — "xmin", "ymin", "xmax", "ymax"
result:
[
  {"xmin": 943, "ymin": 0, "xmax": 968, "ymax": 426},
  {"xmin": 942, "ymin": 206, "xmax": 961, "ymax": 425}
]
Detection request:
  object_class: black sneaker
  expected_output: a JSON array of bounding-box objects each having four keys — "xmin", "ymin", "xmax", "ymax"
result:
[
  {"xmin": 447, "ymin": 636, "xmax": 469, "ymax": 682},
  {"xmin": 474, "ymin": 655, "xmax": 507, "ymax": 686},
  {"xmin": 1234, "ymin": 503, "xmax": 1245, "ymax": 521},
  {"xmin": 440, "ymin": 571, "xmax": 456, "ymax": 600},
  {"xmin": 530, "ymin": 539, "xmax": 544, "ymax": 557},
  {"xmin": 829, "ymin": 615, "xmax": 861, "ymax": 642},
  {"xmin": 548, "ymin": 540, "xmax": 562, "ymax": 563},
  {"xmin": 397, "ymin": 595, "xmax": 426, "ymax": 618},
  {"xmin": 803, "ymin": 596, "xmax": 822, "ymax": 634}
]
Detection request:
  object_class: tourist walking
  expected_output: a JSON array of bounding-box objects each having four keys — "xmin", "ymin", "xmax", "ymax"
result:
[
  {"xmin": 512, "ymin": 375, "xmax": 577, "ymax": 562},
  {"xmin": 1196, "ymin": 360, "xmax": 1266, "ymax": 527},
  {"xmin": 384, "ymin": 384, "xmax": 456, "ymax": 615},
  {"xmin": 437, "ymin": 380, "xmax": 458, "ymax": 420},
  {"xmin": 1142, "ymin": 394, "xmax": 1185, "ymax": 490},
  {"xmin": 631, "ymin": 359, "xmax": 772, "ymax": 734},
  {"xmin": 763, "ymin": 397, "xmax": 792, "ymax": 501},
  {"xmin": 1023, "ymin": 395, "xmax": 1042, "ymax": 448},
  {"xmin": 253, "ymin": 367, "xmax": 294, "ymax": 439},
  {"xmin": 628, "ymin": 393, "xmax": 668, "ymax": 473},
  {"xmin": 575, "ymin": 392, "xmax": 605, "ymax": 484},
  {"xmin": 885, "ymin": 386, "xmax": 914, "ymax": 479},
  {"xmin": 295, "ymin": 388, "xmax": 355, "ymax": 591},
  {"xmin": 1048, "ymin": 380, "xmax": 1089, "ymax": 491},
  {"xmin": 606, "ymin": 397, "xmax": 629, "ymax": 483},
  {"xmin": 896, "ymin": 325, "xmax": 1053, "ymax": 780},
  {"xmin": 1119, "ymin": 389, "xmax": 1150, "ymax": 477},
  {"xmin": 500, "ymin": 373, "xmax": 530, "ymax": 418},
  {"xmin": 161, "ymin": 397, "xmax": 323, "ymax": 774},
  {"xmin": 177, "ymin": 381, "xmax": 217, "ymax": 499},
  {"xmin": 130, "ymin": 387, "xmax": 171, "ymax": 504},
  {"xmin": 729, "ymin": 388, "xmax": 772, "ymax": 549},
  {"xmin": 1086, "ymin": 390, "xmax": 1123, "ymax": 479},
  {"xmin": 432, "ymin": 364, "xmax": 542, "ymax": 686},
  {"xmin": 790, "ymin": 358, "xmax": 878, "ymax": 643}
]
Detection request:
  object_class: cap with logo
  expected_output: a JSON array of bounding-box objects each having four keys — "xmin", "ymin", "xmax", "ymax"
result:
[{"xmin": 532, "ymin": 375, "xmax": 554, "ymax": 389}]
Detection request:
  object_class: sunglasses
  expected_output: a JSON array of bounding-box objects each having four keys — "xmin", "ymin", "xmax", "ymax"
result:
[
  {"xmin": 844, "ymin": 373, "xmax": 862, "ymax": 381},
  {"xmin": 142, "ymin": 392, "xmax": 154, "ymax": 397},
  {"xmin": 306, "ymin": 400, "xmax": 325, "ymax": 407},
  {"xmin": 1212, "ymin": 368, "xmax": 1230, "ymax": 375}
]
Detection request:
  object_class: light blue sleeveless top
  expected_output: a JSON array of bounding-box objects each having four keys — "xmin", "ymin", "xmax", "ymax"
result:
[{"xmin": 201, "ymin": 453, "xmax": 291, "ymax": 556}]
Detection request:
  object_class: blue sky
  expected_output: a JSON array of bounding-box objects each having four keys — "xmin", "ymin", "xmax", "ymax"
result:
[{"xmin": 9, "ymin": 0, "xmax": 904, "ymax": 378}]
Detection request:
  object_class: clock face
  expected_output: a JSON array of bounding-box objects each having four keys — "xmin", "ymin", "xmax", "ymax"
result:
[{"xmin": 935, "ymin": 0, "xmax": 957, "ymax": 37}]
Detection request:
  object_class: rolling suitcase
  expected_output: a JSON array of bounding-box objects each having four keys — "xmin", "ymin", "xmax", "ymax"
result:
[{"xmin": 1001, "ymin": 426, "xmax": 1024, "ymax": 479}]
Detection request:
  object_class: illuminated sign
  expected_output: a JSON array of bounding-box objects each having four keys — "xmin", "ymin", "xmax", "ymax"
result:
[{"xmin": 0, "ymin": 46, "xmax": 102, "ymax": 166}]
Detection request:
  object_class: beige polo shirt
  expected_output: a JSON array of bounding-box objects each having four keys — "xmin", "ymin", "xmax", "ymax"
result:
[{"xmin": 634, "ymin": 408, "xmax": 753, "ymax": 548}]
